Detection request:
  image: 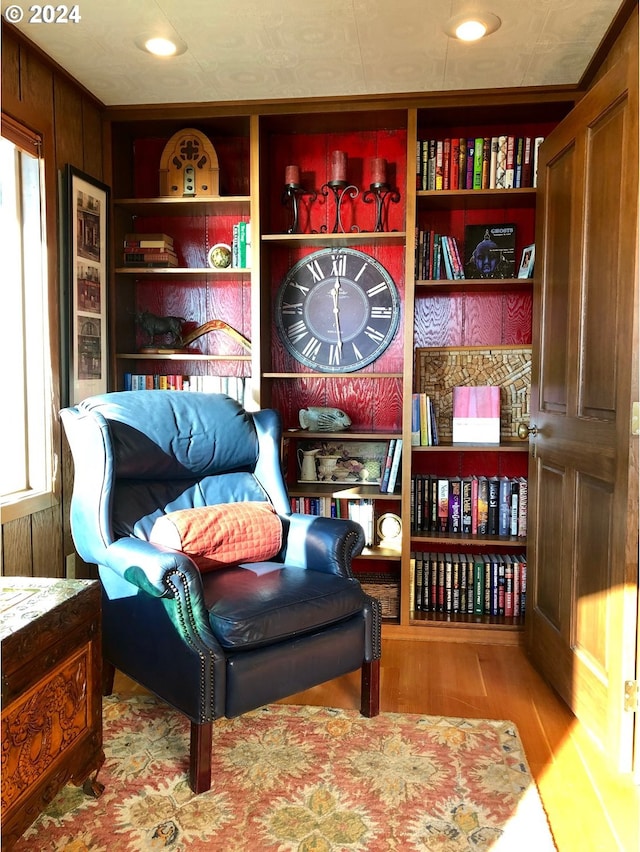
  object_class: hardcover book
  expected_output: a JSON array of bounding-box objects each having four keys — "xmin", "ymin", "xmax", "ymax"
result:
[
  {"xmin": 452, "ymin": 385, "xmax": 500, "ymax": 444},
  {"xmin": 464, "ymin": 222, "xmax": 516, "ymax": 279}
]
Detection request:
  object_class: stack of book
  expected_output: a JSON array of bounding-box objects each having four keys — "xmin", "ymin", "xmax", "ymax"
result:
[
  {"xmin": 123, "ymin": 233, "xmax": 178, "ymax": 267},
  {"xmin": 411, "ymin": 551, "xmax": 527, "ymax": 617},
  {"xmin": 417, "ymin": 135, "xmax": 545, "ymax": 192},
  {"xmin": 410, "ymin": 474, "xmax": 528, "ymax": 538}
]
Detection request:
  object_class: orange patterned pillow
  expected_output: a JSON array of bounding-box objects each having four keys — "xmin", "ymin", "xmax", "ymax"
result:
[{"xmin": 149, "ymin": 502, "xmax": 283, "ymax": 572}]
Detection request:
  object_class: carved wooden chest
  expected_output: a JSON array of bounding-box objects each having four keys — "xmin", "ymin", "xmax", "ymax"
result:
[{"xmin": 1, "ymin": 578, "xmax": 103, "ymax": 849}]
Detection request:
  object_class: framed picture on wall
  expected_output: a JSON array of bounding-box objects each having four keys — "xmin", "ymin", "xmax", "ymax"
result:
[{"xmin": 60, "ymin": 165, "xmax": 110, "ymax": 405}]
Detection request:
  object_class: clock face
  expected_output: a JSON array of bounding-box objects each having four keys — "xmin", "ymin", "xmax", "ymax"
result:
[{"xmin": 275, "ymin": 248, "xmax": 400, "ymax": 373}]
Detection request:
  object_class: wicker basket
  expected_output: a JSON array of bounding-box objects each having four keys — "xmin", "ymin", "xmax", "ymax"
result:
[{"xmin": 358, "ymin": 573, "xmax": 400, "ymax": 619}]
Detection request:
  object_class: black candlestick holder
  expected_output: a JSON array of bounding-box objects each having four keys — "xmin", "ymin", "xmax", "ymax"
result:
[
  {"xmin": 319, "ymin": 180, "xmax": 360, "ymax": 233},
  {"xmin": 281, "ymin": 183, "xmax": 317, "ymax": 234},
  {"xmin": 362, "ymin": 182, "xmax": 400, "ymax": 232}
]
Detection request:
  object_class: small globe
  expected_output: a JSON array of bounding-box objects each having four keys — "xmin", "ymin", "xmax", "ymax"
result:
[{"xmin": 208, "ymin": 244, "xmax": 231, "ymax": 269}]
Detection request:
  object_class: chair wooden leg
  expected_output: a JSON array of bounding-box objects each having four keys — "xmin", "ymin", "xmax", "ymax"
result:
[
  {"xmin": 360, "ymin": 658, "xmax": 380, "ymax": 717},
  {"xmin": 189, "ymin": 721, "xmax": 213, "ymax": 794},
  {"xmin": 102, "ymin": 660, "xmax": 116, "ymax": 696}
]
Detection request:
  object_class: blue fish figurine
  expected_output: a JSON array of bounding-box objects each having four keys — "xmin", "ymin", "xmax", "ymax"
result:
[{"xmin": 298, "ymin": 407, "xmax": 352, "ymax": 432}]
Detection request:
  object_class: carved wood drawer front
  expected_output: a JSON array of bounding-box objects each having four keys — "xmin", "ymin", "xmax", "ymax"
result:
[{"xmin": 0, "ymin": 578, "xmax": 103, "ymax": 850}]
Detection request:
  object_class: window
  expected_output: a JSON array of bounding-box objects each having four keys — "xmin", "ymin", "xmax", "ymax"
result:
[{"xmin": 0, "ymin": 118, "xmax": 54, "ymax": 516}]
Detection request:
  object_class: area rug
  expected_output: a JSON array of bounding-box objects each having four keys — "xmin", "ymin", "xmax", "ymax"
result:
[{"xmin": 15, "ymin": 694, "xmax": 556, "ymax": 851}]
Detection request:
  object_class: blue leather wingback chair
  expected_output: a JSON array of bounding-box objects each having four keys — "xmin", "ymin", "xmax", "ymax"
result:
[{"xmin": 60, "ymin": 391, "xmax": 381, "ymax": 793}]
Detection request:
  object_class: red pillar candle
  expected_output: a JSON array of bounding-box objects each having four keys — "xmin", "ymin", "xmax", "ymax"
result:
[
  {"xmin": 371, "ymin": 157, "xmax": 387, "ymax": 185},
  {"xmin": 330, "ymin": 150, "xmax": 347, "ymax": 182},
  {"xmin": 285, "ymin": 165, "xmax": 300, "ymax": 186}
]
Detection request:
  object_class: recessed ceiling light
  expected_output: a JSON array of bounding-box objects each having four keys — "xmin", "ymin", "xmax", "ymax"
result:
[
  {"xmin": 444, "ymin": 12, "xmax": 501, "ymax": 42},
  {"xmin": 135, "ymin": 33, "xmax": 187, "ymax": 57}
]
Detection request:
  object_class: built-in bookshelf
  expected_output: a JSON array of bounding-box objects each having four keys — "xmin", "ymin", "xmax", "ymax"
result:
[{"xmin": 107, "ymin": 94, "xmax": 576, "ymax": 639}]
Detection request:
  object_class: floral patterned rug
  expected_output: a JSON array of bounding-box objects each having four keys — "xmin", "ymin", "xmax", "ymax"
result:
[{"xmin": 16, "ymin": 695, "xmax": 556, "ymax": 851}]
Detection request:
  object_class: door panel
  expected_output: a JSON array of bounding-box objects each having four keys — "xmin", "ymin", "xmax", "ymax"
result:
[
  {"xmin": 527, "ymin": 48, "xmax": 638, "ymax": 772},
  {"xmin": 539, "ymin": 144, "xmax": 574, "ymax": 413}
]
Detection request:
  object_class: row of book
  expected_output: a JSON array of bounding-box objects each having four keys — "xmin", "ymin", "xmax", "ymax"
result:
[
  {"xmin": 289, "ymin": 497, "xmax": 376, "ymax": 547},
  {"xmin": 415, "ymin": 230, "xmax": 465, "ymax": 281},
  {"xmin": 410, "ymin": 474, "xmax": 528, "ymax": 538},
  {"xmin": 411, "ymin": 551, "xmax": 527, "ymax": 618},
  {"xmin": 411, "ymin": 393, "xmax": 439, "ymax": 446},
  {"xmin": 379, "ymin": 438, "xmax": 403, "ymax": 493},
  {"xmin": 123, "ymin": 232, "xmax": 178, "ymax": 267},
  {"xmin": 122, "ymin": 373, "xmax": 251, "ymax": 406},
  {"xmin": 416, "ymin": 136, "xmax": 545, "ymax": 192}
]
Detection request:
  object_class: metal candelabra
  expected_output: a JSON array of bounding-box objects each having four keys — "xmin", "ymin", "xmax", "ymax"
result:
[
  {"xmin": 319, "ymin": 180, "xmax": 360, "ymax": 233},
  {"xmin": 362, "ymin": 182, "xmax": 401, "ymax": 232}
]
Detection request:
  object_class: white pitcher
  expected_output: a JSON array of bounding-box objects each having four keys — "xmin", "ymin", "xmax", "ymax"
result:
[{"xmin": 297, "ymin": 448, "xmax": 319, "ymax": 481}]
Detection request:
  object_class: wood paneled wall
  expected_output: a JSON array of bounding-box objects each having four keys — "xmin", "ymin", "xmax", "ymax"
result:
[{"xmin": 1, "ymin": 22, "xmax": 105, "ymax": 579}]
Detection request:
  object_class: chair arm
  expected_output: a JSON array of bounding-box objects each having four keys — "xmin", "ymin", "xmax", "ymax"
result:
[
  {"xmin": 280, "ymin": 513, "xmax": 365, "ymax": 578},
  {"xmin": 102, "ymin": 536, "xmax": 205, "ymax": 599}
]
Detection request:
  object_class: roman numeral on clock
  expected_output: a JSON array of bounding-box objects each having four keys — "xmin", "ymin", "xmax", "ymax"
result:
[
  {"xmin": 286, "ymin": 319, "xmax": 308, "ymax": 343},
  {"xmin": 365, "ymin": 325, "xmax": 385, "ymax": 344},
  {"xmin": 371, "ymin": 306, "xmax": 393, "ymax": 318},
  {"xmin": 305, "ymin": 259, "xmax": 324, "ymax": 283},
  {"xmin": 331, "ymin": 254, "xmax": 346, "ymax": 276},
  {"xmin": 367, "ymin": 282, "xmax": 388, "ymax": 297},
  {"xmin": 301, "ymin": 336, "xmax": 321, "ymax": 360}
]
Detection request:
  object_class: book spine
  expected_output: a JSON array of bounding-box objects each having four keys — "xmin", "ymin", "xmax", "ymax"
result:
[
  {"xmin": 521, "ymin": 136, "xmax": 533, "ymax": 187},
  {"xmin": 481, "ymin": 137, "xmax": 491, "ymax": 189},
  {"xmin": 450, "ymin": 137, "xmax": 460, "ymax": 190},
  {"xmin": 477, "ymin": 476, "xmax": 488, "ymax": 534},
  {"xmin": 473, "ymin": 555, "xmax": 485, "ymax": 615},
  {"xmin": 505, "ymin": 135, "xmax": 516, "ymax": 188},
  {"xmin": 442, "ymin": 138, "xmax": 451, "ymax": 190},
  {"xmin": 473, "ymin": 137, "xmax": 484, "ymax": 189},
  {"xmin": 495, "ymin": 135, "xmax": 508, "ymax": 188},
  {"xmin": 465, "ymin": 138, "xmax": 475, "ymax": 189},
  {"xmin": 387, "ymin": 439, "xmax": 403, "ymax": 493},
  {"xmin": 504, "ymin": 555, "xmax": 514, "ymax": 617},
  {"xmin": 499, "ymin": 476, "xmax": 512, "ymax": 536},
  {"xmin": 427, "ymin": 140, "xmax": 437, "ymax": 190},
  {"xmin": 414, "ymin": 551, "xmax": 422, "ymax": 611},
  {"xmin": 411, "ymin": 394, "xmax": 421, "ymax": 446},
  {"xmin": 448, "ymin": 478, "xmax": 462, "ymax": 533},
  {"xmin": 379, "ymin": 439, "xmax": 396, "ymax": 493},
  {"xmin": 489, "ymin": 136, "xmax": 499, "ymax": 189},
  {"xmin": 461, "ymin": 478, "xmax": 473, "ymax": 533},
  {"xmin": 437, "ymin": 478, "xmax": 449, "ymax": 532},
  {"xmin": 518, "ymin": 477, "xmax": 528, "ymax": 537},
  {"xmin": 435, "ymin": 140, "xmax": 444, "ymax": 190},
  {"xmin": 533, "ymin": 136, "xmax": 545, "ymax": 187},
  {"xmin": 487, "ymin": 478, "xmax": 500, "ymax": 535}
]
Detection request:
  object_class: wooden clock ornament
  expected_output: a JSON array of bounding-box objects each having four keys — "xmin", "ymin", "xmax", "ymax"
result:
[
  {"xmin": 275, "ymin": 247, "xmax": 400, "ymax": 373},
  {"xmin": 159, "ymin": 128, "xmax": 220, "ymax": 197}
]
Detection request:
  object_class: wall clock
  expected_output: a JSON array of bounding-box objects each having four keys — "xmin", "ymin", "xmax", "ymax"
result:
[{"xmin": 275, "ymin": 247, "xmax": 400, "ymax": 373}]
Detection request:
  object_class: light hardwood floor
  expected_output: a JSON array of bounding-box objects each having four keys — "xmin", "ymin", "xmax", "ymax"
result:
[{"xmin": 115, "ymin": 638, "xmax": 638, "ymax": 851}]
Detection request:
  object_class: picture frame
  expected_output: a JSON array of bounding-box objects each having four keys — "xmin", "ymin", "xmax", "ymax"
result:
[
  {"xmin": 60, "ymin": 165, "xmax": 110, "ymax": 405},
  {"xmin": 517, "ymin": 243, "xmax": 535, "ymax": 279}
]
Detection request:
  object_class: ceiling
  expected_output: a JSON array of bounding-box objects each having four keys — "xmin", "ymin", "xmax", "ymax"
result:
[{"xmin": 2, "ymin": 0, "xmax": 625, "ymax": 106}]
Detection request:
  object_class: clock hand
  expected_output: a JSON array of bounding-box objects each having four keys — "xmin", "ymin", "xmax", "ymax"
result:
[{"xmin": 331, "ymin": 278, "xmax": 342, "ymax": 351}]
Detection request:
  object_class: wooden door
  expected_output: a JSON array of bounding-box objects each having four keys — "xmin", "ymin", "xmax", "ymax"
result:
[{"xmin": 526, "ymin": 45, "xmax": 638, "ymax": 771}]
